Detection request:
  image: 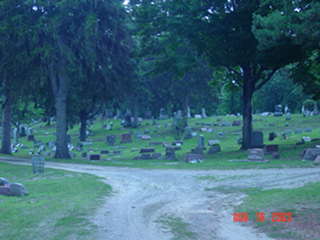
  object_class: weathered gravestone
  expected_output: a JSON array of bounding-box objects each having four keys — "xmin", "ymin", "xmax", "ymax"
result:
[
  {"xmin": 106, "ymin": 135, "xmax": 116, "ymax": 146},
  {"xmin": 314, "ymin": 155, "xmax": 320, "ymax": 164},
  {"xmin": 140, "ymin": 135, "xmax": 151, "ymax": 140},
  {"xmin": 272, "ymin": 152, "xmax": 280, "ymax": 159},
  {"xmin": 208, "ymin": 140, "xmax": 220, "ymax": 146},
  {"xmin": 264, "ymin": 144, "xmax": 279, "ymax": 154},
  {"xmin": 187, "ymin": 106, "xmax": 191, "ymax": 118},
  {"xmin": 232, "ymin": 120, "xmax": 241, "ymax": 127},
  {"xmin": 191, "ymin": 135, "xmax": 205, "ymax": 154},
  {"xmin": 9, "ymin": 183, "xmax": 28, "ymax": 196},
  {"xmin": 183, "ymin": 127, "xmax": 193, "ymax": 139},
  {"xmin": 101, "ymin": 150, "xmax": 109, "ymax": 154},
  {"xmin": 274, "ymin": 105, "xmax": 283, "ymax": 117},
  {"xmin": 140, "ymin": 148, "xmax": 155, "ymax": 153},
  {"xmin": 248, "ymin": 148, "xmax": 265, "ymax": 161},
  {"xmin": 0, "ymin": 183, "xmax": 28, "ymax": 197},
  {"xmin": 89, "ymin": 154, "xmax": 101, "ymax": 161},
  {"xmin": 159, "ymin": 108, "xmax": 168, "ymax": 120},
  {"xmin": 251, "ymin": 131, "xmax": 264, "ymax": 148},
  {"xmin": 19, "ymin": 126, "xmax": 27, "ymax": 137},
  {"xmin": 207, "ymin": 144, "xmax": 221, "ymax": 154},
  {"xmin": 303, "ymin": 148, "xmax": 320, "ymax": 161},
  {"xmin": 0, "ymin": 177, "xmax": 9, "ymax": 186},
  {"xmin": 120, "ymin": 133, "xmax": 132, "ymax": 144},
  {"xmin": 12, "ymin": 128, "xmax": 18, "ymax": 144},
  {"xmin": 27, "ymin": 135, "xmax": 35, "ymax": 142},
  {"xmin": 201, "ymin": 108, "xmax": 207, "ymax": 118},
  {"xmin": 32, "ymin": 156, "xmax": 45, "ymax": 174},
  {"xmin": 165, "ymin": 147, "xmax": 176, "ymax": 160},
  {"xmin": 185, "ymin": 153, "xmax": 203, "ymax": 163}
]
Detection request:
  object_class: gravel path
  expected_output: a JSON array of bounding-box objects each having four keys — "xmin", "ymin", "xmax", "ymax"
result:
[{"xmin": 2, "ymin": 158, "xmax": 320, "ymax": 240}]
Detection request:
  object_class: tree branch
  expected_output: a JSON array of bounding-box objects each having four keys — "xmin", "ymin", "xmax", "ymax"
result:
[{"xmin": 255, "ymin": 69, "xmax": 277, "ymax": 91}]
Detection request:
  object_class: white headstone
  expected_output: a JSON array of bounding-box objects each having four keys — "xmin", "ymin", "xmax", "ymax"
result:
[{"xmin": 201, "ymin": 108, "xmax": 207, "ymax": 118}]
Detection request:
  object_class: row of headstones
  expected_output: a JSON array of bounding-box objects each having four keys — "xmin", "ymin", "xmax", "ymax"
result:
[
  {"xmin": 248, "ymin": 144, "xmax": 320, "ymax": 162},
  {"xmin": 160, "ymin": 108, "xmax": 209, "ymax": 120},
  {"xmin": 268, "ymin": 128, "xmax": 313, "ymax": 142}
]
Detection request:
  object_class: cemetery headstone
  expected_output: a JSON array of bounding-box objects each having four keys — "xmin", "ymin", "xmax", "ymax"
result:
[
  {"xmin": 183, "ymin": 127, "xmax": 193, "ymax": 139},
  {"xmin": 302, "ymin": 136, "xmax": 312, "ymax": 142},
  {"xmin": 89, "ymin": 154, "xmax": 101, "ymax": 161},
  {"xmin": 232, "ymin": 120, "xmax": 241, "ymax": 127},
  {"xmin": 187, "ymin": 106, "xmax": 191, "ymax": 118},
  {"xmin": 120, "ymin": 133, "xmax": 132, "ymax": 144},
  {"xmin": 27, "ymin": 134, "xmax": 35, "ymax": 142},
  {"xmin": 272, "ymin": 152, "xmax": 280, "ymax": 159},
  {"xmin": 106, "ymin": 135, "xmax": 116, "ymax": 146},
  {"xmin": 172, "ymin": 110, "xmax": 187, "ymax": 139},
  {"xmin": 207, "ymin": 144, "xmax": 221, "ymax": 154},
  {"xmin": 10, "ymin": 183, "xmax": 28, "ymax": 196},
  {"xmin": 201, "ymin": 108, "xmax": 207, "ymax": 118},
  {"xmin": 208, "ymin": 140, "xmax": 220, "ymax": 146},
  {"xmin": 264, "ymin": 144, "xmax": 279, "ymax": 154},
  {"xmin": 251, "ymin": 131, "xmax": 264, "ymax": 148},
  {"xmin": 140, "ymin": 148, "xmax": 155, "ymax": 153},
  {"xmin": 185, "ymin": 153, "xmax": 203, "ymax": 163},
  {"xmin": 303, "ymin": 148, "xmax": 320, "ymax": 161},
  {"xmin": 248, "ymin": 148, "xmax": 265, "ymax": 161},
  {"xmin": 152, "ymin": 153, "xmax": 162, "ymax": 159},
  {"xmin": 274, "ymin": 104, "xmax": 283, "ymax": 117},
  {"xmin": 32, "ymin": 156, "xmax": 45, "ymax": 174},
  {"xmin": 159, "ymin": 108, "xmax": 168, "ymax": 120},
  {"xmin": 140, "ymin": 135, "xmax": 152, "ymax": 140},
  {"xmin": 139, "ymin": 154, "xmax": 153, "ymax": 160},
  {"xmin": 13, "ymin": 128, "xmax": 18, "ymax": 144},
  {"xmin": 314, "ymin": 155, "xmax": 320, "ymax": 164},
  {"xmin": 165, "ymin": 147, "xmax": 176, "ymax": 160},
  {"xmin": 0, "ymin": 177, "xmax": 9, "ymax": 186},
  {"xmin": 19, "ymin": 126, "xmax": 27, "ymax": 137}
]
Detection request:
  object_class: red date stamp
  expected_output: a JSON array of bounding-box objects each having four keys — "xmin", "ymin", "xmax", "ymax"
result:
[{"xmin": 233, "ymin": 212, "xmax": 292, "ymax": 223}]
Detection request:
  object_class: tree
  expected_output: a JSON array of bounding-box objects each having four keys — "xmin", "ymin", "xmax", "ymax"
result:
[
  {"xmin": 33, "ymin": 0, "xmax": 133, "ymax": 157},
  {"xmin": 0, "ymin": 0, "xmax": 38, "ymax": 154},
  {"xmin": 131, "ymin": 7, "xmax": 216, "ymax": 119},
  {"xmin": 253, "ymin": 0, "xmax": 320, "ymax": 99},
  {"xmin": 130, "ymin": 0, "xmax": 306, "ymax": 149}
]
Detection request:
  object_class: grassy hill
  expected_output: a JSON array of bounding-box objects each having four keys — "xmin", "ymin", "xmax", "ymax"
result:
[{"xmin": 5, "ymin": 114, "xmax": 320, "ymax": 169}]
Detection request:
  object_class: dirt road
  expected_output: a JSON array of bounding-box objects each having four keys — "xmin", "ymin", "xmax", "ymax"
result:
[{"xmin": 3, "ymin": 159, "xmax": 320, "ymax": 240}]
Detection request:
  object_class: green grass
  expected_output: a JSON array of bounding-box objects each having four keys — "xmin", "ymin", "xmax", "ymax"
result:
[
  {"xmin": 156, "ymin": 214, "xmax": 197, "ymax": 240},
  {"xmin": 0, "ymin": 162, "xmax": 111, "ymax": 240},
  {"xmin": 6, "ymin": 114, "xmax": 320, "ymax": 169},
  {"xmin": 236, "ymin": 182, "xmax": 320, "ymax": 240}
]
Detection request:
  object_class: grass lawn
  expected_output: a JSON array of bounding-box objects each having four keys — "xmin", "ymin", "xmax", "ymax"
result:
[
  {"xmin": 0, "ymin": 162, "xmax": 111, "ymax": 240},
  {"xmin": 236, "ymin": 183, "xmax": 320, "ymax": 240}
]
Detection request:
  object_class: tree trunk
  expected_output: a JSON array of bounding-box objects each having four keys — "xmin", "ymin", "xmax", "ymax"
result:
[
  {"xmin": 50, "ymin": 63, "xmax": 70, "ymax": 159},
  {"xmin": 1, "ymin": 88, "xmax": 12, "ymax": 154},
  {"xmin": 55, "ymin": 92, "xmax": 70, "ymax": 158},
  {"xmin": 79, "ymin": 111, "xmax": 87, "ymax": 142},
  {"xmin": 241, "ymin": 66, "xmax": 255, "ymax": 150}
]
